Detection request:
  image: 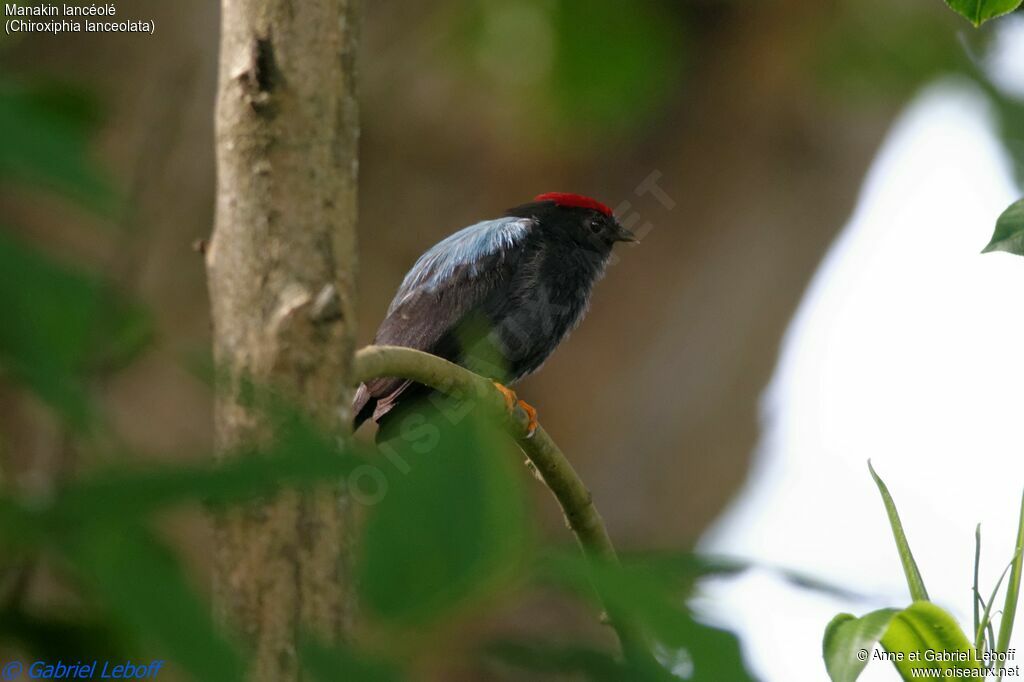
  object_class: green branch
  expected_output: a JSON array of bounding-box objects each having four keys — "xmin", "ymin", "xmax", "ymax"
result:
[
  {"xmin": 354, "ymin": 345, "xmax": 617, "ymax": 560},
  {"xmin": 353, "ymin": 345, "xmax": 649, "ymax": 663}
]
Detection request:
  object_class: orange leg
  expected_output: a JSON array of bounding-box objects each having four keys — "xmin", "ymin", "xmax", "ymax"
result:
[{"xmin": 491, "ymin": 381, "xmax": 539, "ymax": 438}]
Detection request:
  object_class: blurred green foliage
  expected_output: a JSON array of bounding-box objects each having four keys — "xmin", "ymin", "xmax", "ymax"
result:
[
  {"xmin": 540, "ymin": 552, "xmax": 754, "ymax": 681},
  {"xmin": 548, "ymin": 0, "xmax": 683, "ymax": 133},
  {"xmin": 0, "ymin": 80, "xmax": 116, "ymax": 215},
  {"xmin": 358, "ymin": 417, "xmax": 530, "ymax": 626},
  {"xmin": 820, "ymin": 0, "xmax": 1024, "ymax": 251},
  {"xmin": 0, "ymin": 76, "xmax": 147, "ymax": 428},
  {"xmin": 817, "ymin": 2, "xmax": 1024, "ymax": 180},
  {"xmin": 0, "ymin": 230, "xmax": 150, "ymax": 429},
  {"xmin": 300, "ymin": 641, "xmax": 401, "ymax": 682},
  {"xmin": 64, "ymin": 525, "xmax": 246, "ymax": 682},
  {"xmin": 449, "ymin": 0, "xmax": 685, "ymax": 138},
  {"xmin": 0, "ymin": 394, "xmax": 765, "ymax": 680},
  {"xmin": 816, "ymin": 3, "xmax": 965, "ymax": 102}
]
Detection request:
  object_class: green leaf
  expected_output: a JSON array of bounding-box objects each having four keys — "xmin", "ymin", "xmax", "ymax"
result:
[
  {"xmin": 70, "ymin": 424, "xmax": 357, "ymax": 515},
  {"xmin": 0, "ymin": 230, "xmax": 150, "ymax": 427},
  {"xmin": 823, "ymin": 609, "xmax": 900, "ymax": 682},
  {"xmin": 0, "ymin": 81, "xmax": 116, "ymax": 214},
  {"xmin": 943, "ymin": 0, "xmax": 1023, "ymax": 26},
  {"xmin": 542, "ymin": 553, "xmax": 757, "ymax": 681},
  {"xmin": 823, "ymin": 603, "xmax": 979, "ymax": 682},
  {"xmin": 882, "ymin": 602, "xmax": 981, "ymax": 678},
  {"xmin": 869, "ymin": 461, "xmax": 930, "ymax": 602},
  {"xmin": 982, "ymin": 198, "xmax": 1024, "ymax": 256},
  {"xmin": 0, "ymin": 418, "xmax": 364, "ymax": 544},
  {"xmin": 65, "ymin": 524, "xmax": 245, "ymax": 682},
  {"xmin": 996, "ymin": 489, "xmax": 1024, "ymax": 656},
  {"xmin": 301, "ymin": 640, "xmax": 403, "ymax": 682},
  {"xmin": 358, "ymin": 410, "xmax": 530, "ymax": 626}
]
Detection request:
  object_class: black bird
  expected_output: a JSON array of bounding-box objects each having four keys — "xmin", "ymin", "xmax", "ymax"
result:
[{"xmin": 354, "ymin": 193, "xmax": 636, "ymax": 436}]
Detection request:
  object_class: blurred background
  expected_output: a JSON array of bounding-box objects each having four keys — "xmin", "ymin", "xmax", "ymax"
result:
[{"xmin": 2, "ymin": 0, "xmax": 1024, "ymax": 679}]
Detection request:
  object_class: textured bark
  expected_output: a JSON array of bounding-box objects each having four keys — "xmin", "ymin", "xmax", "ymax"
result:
[{"xmin": 206, "ymin": 1, "xmax": 360, "ymax": 680}]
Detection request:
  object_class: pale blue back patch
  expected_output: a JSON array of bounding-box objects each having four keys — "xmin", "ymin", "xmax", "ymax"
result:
[{"xmin": 388, "ymin": 217, "xmax": 534, "ymax": 313}]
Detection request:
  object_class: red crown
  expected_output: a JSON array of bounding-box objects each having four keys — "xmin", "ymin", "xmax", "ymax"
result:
[{"xmin": 534, "ymin": 192, "xmax": 613, "ymax": 217}]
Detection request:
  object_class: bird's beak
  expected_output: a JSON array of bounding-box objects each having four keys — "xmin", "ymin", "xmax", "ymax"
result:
[{"xmin": 613, "ymin": 224, "xmax": 639, "ymax": 243}]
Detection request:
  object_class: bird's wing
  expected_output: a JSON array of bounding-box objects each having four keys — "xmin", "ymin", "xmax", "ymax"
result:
[
  {"xmin": 386, "ymin": 216, "xmax": 533, "ymax": 315},
  {"xmin": 354, "ymin": 216, "xmax": 535, "ymax": 426}
]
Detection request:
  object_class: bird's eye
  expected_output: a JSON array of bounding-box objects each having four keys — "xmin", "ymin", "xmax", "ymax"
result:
[{"xmin": 588, "ymin": 217, "xmax": 602, "ymax": 233}]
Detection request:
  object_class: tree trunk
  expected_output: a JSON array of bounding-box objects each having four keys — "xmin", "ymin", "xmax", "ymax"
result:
[{"xmin": 206, "ymin": 1, "xmax": 360, "ymax": 680}]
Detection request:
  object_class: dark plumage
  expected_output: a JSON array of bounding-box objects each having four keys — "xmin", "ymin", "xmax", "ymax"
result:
[{"xmin": 353, "ymin": 193, "xmax": 635, "ymax": 430}]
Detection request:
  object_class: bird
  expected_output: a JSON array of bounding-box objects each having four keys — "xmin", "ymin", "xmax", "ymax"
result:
[{"xmin": 353, "ymin": 192, "xmax": 636, "ymax": 439}]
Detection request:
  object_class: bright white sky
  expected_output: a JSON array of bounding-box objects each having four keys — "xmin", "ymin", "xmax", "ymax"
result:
[{"xmin": 698, "ymin": 22, "xmax": 1024, "ymax": 682}]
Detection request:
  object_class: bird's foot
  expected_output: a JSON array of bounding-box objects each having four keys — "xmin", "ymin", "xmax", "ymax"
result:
[
  {"xmin": 491, "ymin": 381, "xmax": 539, "ymax": 438},
  {"xmin": 515, "ymin": 398, "xmax": 538, "ymax": 439},
  {"xmin": 492, "ymin": 381, "xmax": 517, "ymax": 411}
]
